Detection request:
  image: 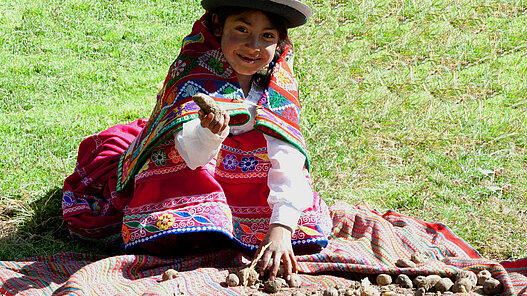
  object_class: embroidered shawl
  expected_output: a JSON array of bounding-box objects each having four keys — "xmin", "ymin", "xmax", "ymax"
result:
[{"xmin": 116, "ymin": 14, "xmax": 309, "ymax": 192}]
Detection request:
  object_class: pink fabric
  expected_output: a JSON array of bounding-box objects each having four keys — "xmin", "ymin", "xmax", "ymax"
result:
[{"xmin": 62, "ymin": 119, "xmax": 146, "ymax": 241}]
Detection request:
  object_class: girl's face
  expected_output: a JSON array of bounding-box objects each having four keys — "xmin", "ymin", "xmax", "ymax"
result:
[{"xmin": 213, "ymin": 10, "xmax": 279, "ymax": 80}]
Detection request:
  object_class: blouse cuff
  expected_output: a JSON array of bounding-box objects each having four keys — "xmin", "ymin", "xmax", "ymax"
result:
[
  {"xmin": 270, "ymin": 203, "xmax": 302, "ymax": 231},
  {"xmin": 194, "ymin": 121, "xmax": 229, "ymax": 145},
  {"xmin": 174, "ymin": 119, "xmax": 229, "ymax": 169}
]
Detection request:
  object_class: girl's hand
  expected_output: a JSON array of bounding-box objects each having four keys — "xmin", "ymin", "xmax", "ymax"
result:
[
  {"xmin": 198, "ymin": 110, "xmax": 230, "ymax": 134},
  {"xmin": 255, "ymin": 224, "xmax": 298, "ymax": 281}
]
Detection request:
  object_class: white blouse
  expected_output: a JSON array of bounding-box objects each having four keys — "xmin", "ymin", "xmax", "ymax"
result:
[{"xmin": 173, "ymin": 84, "xmax": 312, "ymax": 231}]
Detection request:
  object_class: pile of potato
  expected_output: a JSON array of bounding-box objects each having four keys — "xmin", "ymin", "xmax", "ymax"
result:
[{"xmin": 220, "ymin": 251, "xmax": 504, "ymax": 296}]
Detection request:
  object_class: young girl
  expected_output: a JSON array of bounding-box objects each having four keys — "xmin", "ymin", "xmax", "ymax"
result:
[{"xmin": 62, "ymin": 0, "xmax": 331, "ymax": 280}]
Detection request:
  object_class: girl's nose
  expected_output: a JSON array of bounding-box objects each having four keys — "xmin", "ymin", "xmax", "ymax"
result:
[{"xmin": 246, "ymin": 36, "xmax": 262, "ymax": 51}]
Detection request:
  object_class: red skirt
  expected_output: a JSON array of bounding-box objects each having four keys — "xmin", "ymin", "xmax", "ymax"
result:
[{"xmin": 63, "ymin": 121, "xmax": 331, "ymax": 254}]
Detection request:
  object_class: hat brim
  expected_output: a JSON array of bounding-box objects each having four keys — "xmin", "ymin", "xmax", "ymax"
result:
[{"xmin": 201, "ymin": 0, "xmax": 312, "ymax": 28}]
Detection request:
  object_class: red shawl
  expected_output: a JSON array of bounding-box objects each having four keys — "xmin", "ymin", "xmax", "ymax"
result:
[{"xmin": 117, "ymin": 14, "xmax": 308, "ymax": 192}]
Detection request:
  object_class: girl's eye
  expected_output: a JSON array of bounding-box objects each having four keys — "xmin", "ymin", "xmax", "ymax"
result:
[
  {"xmin": 235, "ymin": 26, "xmax": 248, "ymax": 33},
  {"xmin": 263, "ymin": 33, "xmax": 275, "ymax": 39}
]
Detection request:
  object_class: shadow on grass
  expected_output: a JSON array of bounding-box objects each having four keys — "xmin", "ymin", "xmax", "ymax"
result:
[{"xmin": 0, "ymin": 187, "xmax": 120, "ymax": 261}]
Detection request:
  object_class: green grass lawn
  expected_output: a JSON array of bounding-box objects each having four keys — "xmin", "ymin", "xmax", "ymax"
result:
[{"xmin": 0, "ymin": 0, "xmax": 526, "ymax": 261}]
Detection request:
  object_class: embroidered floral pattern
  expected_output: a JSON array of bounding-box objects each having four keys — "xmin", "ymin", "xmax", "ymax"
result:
[
  {"xmin": 168, "ymin": 146, "xmax": 183, "ymax": 163},
  {"xmin": 122, "ymin": 225, "xmax": 130, "ymax": 243},
  {"xmin": 282, "ymin": 107, "xmax": 298, "ymax": 123},
  {"xmin": 157, "ymin": 213, "xmax": 175, "ymax": 230},
  {"xmin": 151, "ymin": 149, "xmax": 168, "ymax": 166},
  {"xmin": 207, "ymin": 57, "xmax": 224, "ymax": 74},
  {"xmin": 223, "ymin": 154, "xmax": 238, "ymax": 170},
  {"xmin": 170, "ymin": 60, "xmax": 187, "ymax": 78},
  {"xmin": 181, "ymin": 84, "xmax": 200, "ymax": 98},
  {"xmin": 238, "ymin": 156, "xmax": 258, "ymax": 172}
]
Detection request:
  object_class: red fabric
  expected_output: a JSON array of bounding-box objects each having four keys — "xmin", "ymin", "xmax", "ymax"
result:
[
  {"xmin": 382, "ymin": 210, "xmax": 481, "ymax": 260},
  {"xmin": 122, "ymin": 129, "xmax": 330, "ymax": 251},
  {"xmin": 63, "ymin": 122, "xmax": 331, "ymax": 252},
  {"xmin": 502, "ymin": 258, "xmax": 527, "ymax": 276},
  {"xmin": 62, "ymin": 119, "xmax": 146, "ymax": 241}
]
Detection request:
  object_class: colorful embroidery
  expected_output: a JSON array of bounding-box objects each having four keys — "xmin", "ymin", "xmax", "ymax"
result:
[
  {"xmin": 258, "ymin": 92, "xmax": 268, "ymax": 105},
  {"xmin": 122, "ymin": 224, "xmax": 130, "ymax": 243},
  {"xmin": 214, "ymin": 170, "xmax": 268, "ymax": 179},
  {"xmin": 230, "ymin": 206, "xmax": 272, "ymax": 215},
  {"xmin": 157, "ymin": 213, "xmax": 175, "ymax": 230},
  {"xmin": 233, "ymin": 219, "xmax": 266, "ymax": 244},
  {"xmin": 125, "ymin": 193, "xmax": 226, "ymax": 216},
  {"xmin": 123, "ymin": 202, "xmax": 236, "ymax": 248},
  {"xmin": 116, "ymin": 132, "xmax": 331, "ymax": 251},
  {"xmin": 62, "ymin": 204, "xmax": 91, "ymax": 215},
  {"xmin": 221, "ymin": 145, "xmax": 267, "ymax": 156},
  {"xmin": 171, "ymin": 60, "xmax": 187, "ymax": 78},
  {"xmin": 198, "ymin": 49, "xmax": 233, "ymax": 78},
  {"xmin": 274, "ymin": 68, "xmax": 297, "ymax": 91},
  {"xmin": 215, "ymin": 142, "xmax": 270, "ymax": 180},
  {"xmin": 207, "ymin": 57, "xmax": 223, "ymax": 74},
  {"xmin": 238, "ymin": 156, "xmax": 258, "ymax": 172},
  {"xmin": 151, "ymin": 149, "xmax": 168, "ymax": 166},
  {"xmin": 222, "ymin": 154, "xmax": 237, "ymax": 170},
  {"xmin": 62, "ymin": 191, "xmax": 75, "ymax": 207},
  {"xmin": 136, "ymin": 161, "xmax": 149, "ymax": 176},
  {"xmin": 166, "ymin": 54, "xmax": 199, "ymax": 89},
  {"xmin": 282, "ymin": 107, "xmax": 299, "ymax": 122},
  {"xmin": 181, "ymin": 32, "xmax": 204, "ymax": 47},
  {"xmin": 221, "ymin": 85, "xmax": 238, "ymax": 99},
  {"xmin": 168, "ymin": 146, "xmax": 183, "ymax": 163},
  {"xmin": 89, "ymin": 200, "xmax": 101, "ymax": 216},
  {"xmin": 268, "ymin": 89, "xmax": 288, "ymax": 109},
  {"xmin": 135, "ymin": 163, "xmax": 188, "ymax": 182},
  {"xmin": 182, "ymin": 83, "xmax": 201, "ymax": 98}
]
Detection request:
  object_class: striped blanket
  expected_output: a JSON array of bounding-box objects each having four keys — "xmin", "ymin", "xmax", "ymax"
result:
[{"xmin": 1, "ymin": 203, "xmax": 526, "ymax": 295}]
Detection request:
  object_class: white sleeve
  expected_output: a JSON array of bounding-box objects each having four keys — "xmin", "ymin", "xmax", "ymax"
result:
[
  {"xmin": 174, "ymin": 119, "xmax": 230, "ymax": 170},
  {"xmin": 264, "ymin": 134, "xmax": 313, "ymax": 231}
]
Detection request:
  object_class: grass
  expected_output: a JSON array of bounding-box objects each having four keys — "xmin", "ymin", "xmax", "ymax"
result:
[{"xmin": 0, "ymin": 0, "xmax": 526, "ymax": 261}]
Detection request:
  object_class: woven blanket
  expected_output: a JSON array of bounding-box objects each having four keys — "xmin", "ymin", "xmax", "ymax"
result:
[{"xmin": 1, "ymin": 203, "xmax": 526, "ymax": 295}]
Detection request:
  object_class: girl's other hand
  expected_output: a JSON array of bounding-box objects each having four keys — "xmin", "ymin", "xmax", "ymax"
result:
[
  {"xmin": 256, "ymin": 224, "xmax": 298, "ymax": 281},
  {"xmin": 198, "ymin": 110, "xmax": 230, "ymax": 134}
]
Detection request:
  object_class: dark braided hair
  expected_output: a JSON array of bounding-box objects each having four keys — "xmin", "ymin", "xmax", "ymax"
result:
[{"xmin": 206, "ymin": 7, "xmax": 292, "ymax": 88}]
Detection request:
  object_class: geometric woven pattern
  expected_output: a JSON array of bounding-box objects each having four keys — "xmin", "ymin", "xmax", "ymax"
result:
[{"xmin": 3, "ymin": 203, "xmax": 526, "ymax": 295}]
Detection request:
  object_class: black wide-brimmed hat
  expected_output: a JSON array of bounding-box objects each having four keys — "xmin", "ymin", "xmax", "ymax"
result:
[{"xmin": 201, "ymin": 0, "xmax": 312, "ymax": 28}]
